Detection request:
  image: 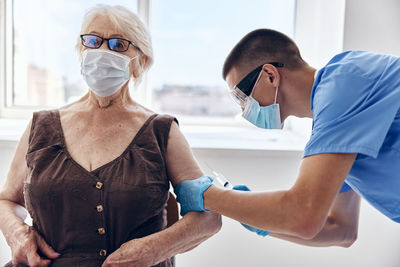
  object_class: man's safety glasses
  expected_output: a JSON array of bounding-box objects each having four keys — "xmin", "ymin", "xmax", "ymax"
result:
[
  {"xmin": 230, "ymin": 62, "xmax": 284, "ymax": 108},
  {"xmin": 80, "ymin": 34, "xmax": 141, "ymax": 53}
]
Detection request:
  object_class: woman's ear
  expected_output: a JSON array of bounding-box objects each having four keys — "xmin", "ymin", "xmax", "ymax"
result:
[
  {"xmin": 140, "ymin": 54, "xmax": 150, "ymax": 70},
  {"xmin": 131, "ymin": 56, "xmax": 145, "ymax": 79}
]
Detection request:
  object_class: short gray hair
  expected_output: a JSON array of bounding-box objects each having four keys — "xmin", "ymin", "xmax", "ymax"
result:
[{"xmin": 76, "ymin": 4, "xmax": 153, "ymax": 84}]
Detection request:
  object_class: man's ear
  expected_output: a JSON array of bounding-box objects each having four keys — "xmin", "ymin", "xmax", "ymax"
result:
[{"xmin": 261, "ymin": 64, "xmax": 280, "ymax": 87}]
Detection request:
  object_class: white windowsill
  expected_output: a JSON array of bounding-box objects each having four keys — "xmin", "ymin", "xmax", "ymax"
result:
[
  {"xmin": 0, "ymin": 118, "xmax": 308, "ymax": 152},
  {"xmin": 0, "ymin": 118, "xmax": 28, "ymax": 142},
  {"xmin": 181, "ymin": 125, "xmax": 307, "ymax": 151}
]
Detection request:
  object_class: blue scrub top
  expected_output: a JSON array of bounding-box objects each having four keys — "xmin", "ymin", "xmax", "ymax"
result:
[{"xmin": 304, "ymin": 51, "xmax": 400, "ymax": 223}]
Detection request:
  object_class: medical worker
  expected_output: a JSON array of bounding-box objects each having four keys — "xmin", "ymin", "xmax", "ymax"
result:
[{"xmin": 174, "ymin": 29, "xmax": 400, "ymax": 247}]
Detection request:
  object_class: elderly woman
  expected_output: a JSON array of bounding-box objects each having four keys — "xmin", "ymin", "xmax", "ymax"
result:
[{"xmin": 0, "ymin": 5, "xmax": 221, "ymax": 267}]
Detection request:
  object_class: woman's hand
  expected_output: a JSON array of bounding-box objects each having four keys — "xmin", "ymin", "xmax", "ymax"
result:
[
  {"xmin": 102, "ymin": 238, "xmax": 158, "ymax": 267},
  {"xmin": 9, "ymin": 224, "xmax": 60, "ymax": 267}
]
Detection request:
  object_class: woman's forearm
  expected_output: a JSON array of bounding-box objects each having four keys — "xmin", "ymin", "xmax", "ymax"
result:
[
  {"xmin": 0, "ymin": 200, "xmax": 28, "ymax": 245},
  {"xmin": 142, "ymin": 211, "xmax": 221, "ymax": 264}
]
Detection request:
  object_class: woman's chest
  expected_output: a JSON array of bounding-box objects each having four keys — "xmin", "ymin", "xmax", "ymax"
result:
[{"xmin": 63, "ymin": 123, "xmax": 140, "ymax": 172}]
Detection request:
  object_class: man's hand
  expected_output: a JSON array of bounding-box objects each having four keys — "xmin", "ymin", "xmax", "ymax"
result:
[
  {"xmin": 174, "ymin": 176, "xmax": 214, "ymax": 216},
  {"xmin": 232, "ymin": 185, "xmax": 270, "ymax": 237},
  {"xmin": 102, "ymin": 238, "xmax": 159, "ymax": 267},
  {"xmin": 9, "ymin": 224, "xmax": 60, "ymax": 267}
]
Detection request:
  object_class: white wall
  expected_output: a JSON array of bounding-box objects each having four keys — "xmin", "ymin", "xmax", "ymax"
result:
[
  {"xmin": 343, "ymin": 0, "xmax": 400, "ymax": 56},
  {"xmin": 295, "ymin": 0, "xmax": 400, "ymax": 66}
]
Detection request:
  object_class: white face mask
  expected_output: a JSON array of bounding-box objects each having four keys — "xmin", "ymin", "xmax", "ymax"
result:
[{"xmin": 81, "ymin": 49, "xmax": 135, "ymax": 97}]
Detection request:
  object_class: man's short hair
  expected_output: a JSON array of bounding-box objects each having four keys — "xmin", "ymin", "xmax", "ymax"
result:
[{"xmin": 222, "ymin": 29, "xmax": 307, "ymax": 80}]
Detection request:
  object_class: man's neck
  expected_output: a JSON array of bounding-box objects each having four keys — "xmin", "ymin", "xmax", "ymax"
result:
[{"xmin": 280, "ymin": 66, "xmax": 316, "ymax": 120}]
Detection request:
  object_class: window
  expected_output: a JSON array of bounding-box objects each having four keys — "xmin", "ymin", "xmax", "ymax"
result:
[
  {"xmin": 150, "ymin": 0, "xmax": 296, "ymax": 120},
  {"xmin": 1, "ymin": 0, "xmax": 296, "ymax": 122}
]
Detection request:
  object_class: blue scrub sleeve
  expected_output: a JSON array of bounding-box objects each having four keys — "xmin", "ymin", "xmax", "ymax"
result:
[
  {"xmin": 338, "ymin": 182, "xmax": 352, "ymax": 193},
  {"xmin": 304, "ymin": 69, "xmax": 400, "ymax": 159}
]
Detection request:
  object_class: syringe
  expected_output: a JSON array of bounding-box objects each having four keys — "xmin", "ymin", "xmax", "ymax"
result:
[
  {"xmin": 203, "ymin": 162, "xmax": 233, "ymax": 189},
  {"xmin": 212, "ymin": 170, "xmax": 233, "ymax": 189}
]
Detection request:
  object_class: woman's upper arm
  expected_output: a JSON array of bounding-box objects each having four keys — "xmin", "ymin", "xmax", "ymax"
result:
[
  {"xmin": 165, "ymin": 121, "xmax": 203, "ymax": 187},
  {"xmin": 0, "ymin": 120, "xmax": 32, "ymax": 206}
]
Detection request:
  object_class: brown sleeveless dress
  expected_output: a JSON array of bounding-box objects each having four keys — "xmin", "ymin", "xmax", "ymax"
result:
[{"xmin": 10, "ymin": 110, "xmax": 177, "ymax": 266}]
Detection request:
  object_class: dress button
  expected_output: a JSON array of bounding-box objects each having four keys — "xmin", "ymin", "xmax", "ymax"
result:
[
  {"xmin": 97, "ymin": 205, "xmax": 103, "ymax": 212},
  {"xmin": 98, "ymin": 227, "xmax": 106, "ymax": 235},
  {"xmin": 95, "ymin": 181, "xmax": 103, "ymax": 189},
  {"xmin": 99, "ymin": 249, "xmax": 107, "ymax": 256}
]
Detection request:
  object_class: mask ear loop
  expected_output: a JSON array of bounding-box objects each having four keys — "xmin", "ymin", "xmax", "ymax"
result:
[
  {"xmin": 130, "ymin": 55, "xmax": 139, "ymax": 62},
  {"xmin": 130, "ymin": 54, "xmax": 145, "ymax": 89},
  {"xmin": 129, "ymin": 55, "xmax": 140, "ymax": 76},
  {"xmin": 274, "ymin": 86, "xmax": 279, "ymax": 104}
]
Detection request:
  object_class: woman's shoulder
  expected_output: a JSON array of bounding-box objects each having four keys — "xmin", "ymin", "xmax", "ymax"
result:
[
  {"xmin": 129, "ymin": 107, "xmax": 178, "ymax": 139},
  {"xmin": 30, "ymin": 108, "xmax": 59, "ymax": 126},
  {"xmin": 151, "ymin": 113, "xmax": 179, "ymax": 128},
  {"xmin": 127, "ymin": 103, "xmax": 177, "ymax": 124}
]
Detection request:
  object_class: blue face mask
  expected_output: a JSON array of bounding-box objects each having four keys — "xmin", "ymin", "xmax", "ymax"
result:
[{"xmin": 242, "ymin": 93, "xmax": 283, "ymax": 129}]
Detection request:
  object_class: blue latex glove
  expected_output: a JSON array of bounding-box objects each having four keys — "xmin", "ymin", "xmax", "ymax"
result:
[
  {"xmin": 174, "ymin": 175, "xmax": 214, "ymax": 216},
  {"xmin": 233, "ymin": 184, "xmax": 270, "ymax": 237}
]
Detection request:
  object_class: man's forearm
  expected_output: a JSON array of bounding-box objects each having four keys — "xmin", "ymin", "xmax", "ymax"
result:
[
  {"xmin": 203, "ymin": 186, "xmax": 329, "ymax": 239},
  {"xmin": 143, "ymin": 211, "xmax": 221, "ymax": 264}
]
